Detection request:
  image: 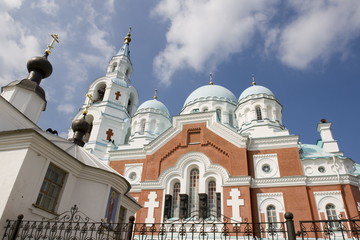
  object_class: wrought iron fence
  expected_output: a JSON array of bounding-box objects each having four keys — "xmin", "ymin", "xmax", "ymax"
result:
[
  {"xmin": 132, "ymin": 217, "xmax": 288, "ymax": 240},
  {"xmin": 297, "ymin": 217, "xmax": 360, "ymax": 240},
  {"xmin": 15, "ymin": 206, "xmax": 360, "ymax": 240},
  {"xmin": 2, "ymin": 205, "xmax": 134, "ymax": 240}
]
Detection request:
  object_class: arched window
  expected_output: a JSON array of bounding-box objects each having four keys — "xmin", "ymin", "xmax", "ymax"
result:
[
  {"xmin": 326, "ymin": 204, "xmax": 338, "ymax": 228},
  {"xmin": 94, "ymin": 83, "xmax": 106, "ymax": 102},
  {"xmin": 111, "ymin": 62, "xmax": 117, "ymax": 72},
  {"xmin": 208, "ymin": 181, "xmax": 216, "ymax": 214},
  {"xmin": 256, "ymin": 106, "xmax": 262, "ymax": 120},
  {"xmin": 127, "ymin": 99, "xmax": 132, "ymax": 114},
  {"xmin": 171, "ymin": 182, "xmax": 181, "ymax": 218},
  {"xmin": 189, "ymin": 169, "xmax": 199, "ymax": 214},
  {"xmin": 140, "ymin": 120, "xmax": 146, "ymax": 135},
  {"xmin": 216, "ymin": 109, "xmax": 221, "ymax": 122},
  {"xmin": 267, "ymin": 205, "xmax": 277, "ymax": 223}
]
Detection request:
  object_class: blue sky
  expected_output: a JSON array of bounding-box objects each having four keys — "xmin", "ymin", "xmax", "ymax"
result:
[{"xmin": 1, "ymin": 0, "xmax": 360, "ymax": 162}]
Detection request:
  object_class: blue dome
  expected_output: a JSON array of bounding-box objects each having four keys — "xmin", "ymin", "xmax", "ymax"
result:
[
  {"xmin": 239, "ymin": 85, "xmax": 274, "ymax": 100},
  {"xmin": 137, "ymin": 99, "xmax": 169, "ymax": 116},
  {"xmin": 184, "ymin": 85, "xmax": 237, "ymax": 107}
]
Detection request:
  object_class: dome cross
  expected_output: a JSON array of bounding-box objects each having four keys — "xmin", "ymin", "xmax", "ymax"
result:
[
  {"xmin": 154, "ymin": 89, "xmax": 158, "ymax": 99},
  {"xmin": 44, "ymin": 34, "xmax": 59, "ymax": 56},
  {"xmin": 252, "ymin": 74, "xmax": 257, "ymax": 86}
]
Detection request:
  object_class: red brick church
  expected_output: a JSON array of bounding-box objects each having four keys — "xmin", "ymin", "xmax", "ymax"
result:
[{"xmin": 70, "ymin": 31, "xmax": 360, "ymax": 225}]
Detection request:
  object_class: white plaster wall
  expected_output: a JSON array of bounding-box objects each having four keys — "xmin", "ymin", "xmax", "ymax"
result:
[
  {"xmin": 69, "ymin": 178, "xmax": 109, "ymax": 220},
  {"xmin": 0, "ymin": 149, "xmax": 28, "ymax": 222},
  {"xmin": 302, "ymin": 157, "xmax": 354, "ymax": 176}
]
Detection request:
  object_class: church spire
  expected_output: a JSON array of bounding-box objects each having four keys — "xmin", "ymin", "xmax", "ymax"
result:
[{"xmin": 116, "ymin": 28, "xmax": 132, "ymax": 57}]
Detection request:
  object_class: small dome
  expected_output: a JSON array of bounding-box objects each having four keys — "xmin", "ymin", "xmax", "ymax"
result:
[
  {"xmin": 72, "ymin": 115, "xmax": 90, "ymax": 134},
  {"xmin": 239, "ymin": 85, "xmax": 274, "ymax": 100},
  {"xmin": 27, "ymin": 56, "xmax": 53, "ymax": 79},
  {"xmin": 184, "ymin": 85, "xmax": 237, "ymax": 107},
  {"xmin": 136, "ymin": 99, "xmax": 170, "ymax": 117}
]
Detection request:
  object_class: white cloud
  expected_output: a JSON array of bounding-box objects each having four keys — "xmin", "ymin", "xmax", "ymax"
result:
[
  {"xmin": 87, "ymin": 25, "xmax": 115, "ymax": 58},
  {"xmin": 152, "ymin": 0, "xmax": 279, "ymax": 85},
  {"xmin": 152, "ymin": 0, "xmax": 360, "ymax": 83},
  {"xmin": 105, "ymin": 0, "xmax": 115, "ymax": 13},
  {"xmin": 0, "ymin": 0, "xmax": 23, "ymax": 10},
  {"xmin": 31, "ymin": 0, "xmax": 59, "ymax": 16},
  {"xmin": 0, "ymin": 4, "xmax": 41, "ymax": 85},
  {"xmin": 276, "ymin": 0, "xmax": 360, "ymax": 69},
  {"xmin": 57, "ymin": 103, "xmax": 75, "ymax": 115}
]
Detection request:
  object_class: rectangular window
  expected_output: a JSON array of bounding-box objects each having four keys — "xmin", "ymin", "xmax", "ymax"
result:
[{"xmin": 36, "ymin": 163, "xmax": 66, "ymax": 212}]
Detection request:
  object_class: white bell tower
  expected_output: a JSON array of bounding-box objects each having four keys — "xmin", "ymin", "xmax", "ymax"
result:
[{"xmin": 68, "ymin": 30, "xmax": 139, "ymax": 161}]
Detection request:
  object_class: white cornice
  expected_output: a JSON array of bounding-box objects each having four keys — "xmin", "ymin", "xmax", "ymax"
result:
[
  {"xmin": 252, "ymin": 176, "xmax": 307, "ymax": 188},
  {"xmin": 223, "ymin": 176, "xmax": 252, "ymax": 186},
  {"xmin": 110, "ymin": 147, "xmax": 146, "ymax": 160},
  {"xmin": 248, "ymin": 135, "xmax": 299, "ymax": 150},
  {"xmin": 257, "ymin": 192, "xmax": 283, "ymax": 198},
  {"xmin": 251, "ymin": 174, "xmax": 359, "ymax": 188},
  {"xmin": 306, "ymin": 175, "xmax": 359, "ymax": 186},
  {"xmin": 253, "ymin": 153, "xmax": 278, "ymax": 160},
  {"xmin": 313, "ymin": 190, "xmax": 341, "ymax": 196}
]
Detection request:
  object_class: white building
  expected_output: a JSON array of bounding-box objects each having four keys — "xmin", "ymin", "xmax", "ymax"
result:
[{"xmin": 0, "ymin": 39, "xmax": 140, "ymax": 236}]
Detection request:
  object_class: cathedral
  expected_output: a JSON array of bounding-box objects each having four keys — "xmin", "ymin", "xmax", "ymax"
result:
[{"xmin": 69, "ymin": 31, "xmax": 360, "ymax": 225}]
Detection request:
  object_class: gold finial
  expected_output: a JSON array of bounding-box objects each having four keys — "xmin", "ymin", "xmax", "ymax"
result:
[
  {"xmin": 154, "ymin": 89, "xmax": 157, "ymax": 99},
  {"xmin": 44, "ymin": 34, "xmax": 59, "ymax": 56},
  {"xmin": 209, "ymin": 72, "xmax": 213, "ymax": 85},
  {"xmin": 124, "ymin": 27, "xmax": 132, "ymax": 44},
  {"xmin": 83, "ymin": 93, "xmax": 93, "ymax": 114},
  {"xmin": 252, "ymin": 74, "xmax": 256, "ymax": 86}
]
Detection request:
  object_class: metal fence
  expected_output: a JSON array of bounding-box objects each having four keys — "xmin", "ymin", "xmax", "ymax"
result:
[
  {"xmin": 297, "ymin": 217, "xmax": 360, "ymax": 240},
  {"xmin": 4, "ymin": 206, "xmax": 360, "ymax": 240},
  {"xmin": 2, "ymin": 205, "xmax": 134, "ymax": 240}
]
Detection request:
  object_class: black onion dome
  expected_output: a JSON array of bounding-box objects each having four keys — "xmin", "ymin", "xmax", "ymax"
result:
[
  {"xmin": 72, "ymin": 116, "xmax": 90, "ymax": 134},
  {"xmin": 27, "ymin": 56, "xmax": 53, "ymax": 79}
]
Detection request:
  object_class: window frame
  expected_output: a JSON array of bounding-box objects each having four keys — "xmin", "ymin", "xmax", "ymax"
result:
[
  {"xmin": 35, "ymin": 163, "xmax": 67, "ymax": 213},
  {"xmin": 256, "ymin": 106, "xmax": 262, "ymax": 120}
]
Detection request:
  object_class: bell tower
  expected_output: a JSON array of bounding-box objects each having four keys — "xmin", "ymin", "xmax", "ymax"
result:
[{"xmin": 68, "ymin": 30, "xmax": 139, "ymax": 161}]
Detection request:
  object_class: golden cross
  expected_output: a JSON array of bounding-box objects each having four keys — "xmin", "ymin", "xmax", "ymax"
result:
[
  {"xmin": 252, "ymin": 74, "xmax": 256, "ymax": 86},
  {"xmin": 209, "ymin": 72, "xmax": 213, "ymax": 85},
  {"xmin": 83, "ymin": 93, "xmax": 93, "ymax": 114},
  {"xmin": 44, "ymin": 34, "xmax": 60, "ymax": 56},
  {"xmin": 154, "ymin": 89, "xmax": 157, "ymax": 99}
]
